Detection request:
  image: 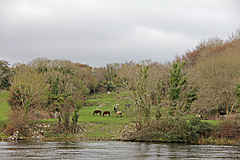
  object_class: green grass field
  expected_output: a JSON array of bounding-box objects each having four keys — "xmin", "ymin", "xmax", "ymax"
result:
[
  {"xmin": 80, "ymin": 91, "xmax": 134, "ymax": 123},
  {"xmin": 76, "ymin": 91, "xmax": 136, "ymax": 139},
  {"xmin": 0, "ymin": 90, "xmax": 10, "ymax": 121}
]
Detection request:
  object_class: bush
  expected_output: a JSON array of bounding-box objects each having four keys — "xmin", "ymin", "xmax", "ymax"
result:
[
  {"xmin": 4, "ymin": 110, "xmax": 29, "ymax": 136},
  {"xmin": 128, "ymin": 117, "xmax": 217, "ymax": 143},
  {"xmin": 0, "ymin": 120, "xmax": 7, "ymax": 132},
  {"xmin": 218, "ymin": 121, "xmax": 240, "ymax": 139}
]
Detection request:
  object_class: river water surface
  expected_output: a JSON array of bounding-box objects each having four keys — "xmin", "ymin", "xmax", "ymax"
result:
[{"xmin": 0, "ymin": 140, "xmax": 239, "ymax": 159}]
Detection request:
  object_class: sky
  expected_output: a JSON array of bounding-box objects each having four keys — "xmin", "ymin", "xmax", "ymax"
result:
[{"xmin": 1, "ymin": 0, "xmax": 240, "ymax": 67}]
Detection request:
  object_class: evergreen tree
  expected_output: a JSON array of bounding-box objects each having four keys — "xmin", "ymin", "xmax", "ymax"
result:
[
  {"xmin": 167, "ymin": 61, "xmax": 198, "ymax": 117},
  {"xmin": 0, "ymin": 60, "xmax": 12, "ymax": 90}
]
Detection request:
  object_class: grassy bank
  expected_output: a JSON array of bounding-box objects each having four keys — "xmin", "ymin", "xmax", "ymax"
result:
[{"xmin": 0, "ymin": 90, "xmax": 240, "ymax": 145}]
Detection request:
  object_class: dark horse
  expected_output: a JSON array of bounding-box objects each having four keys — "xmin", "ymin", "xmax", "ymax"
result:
[
  {"xmin": 102, "ymin": 111, "xmax": 110, "ymax": 116},
  {"xmin": 114, "ymin": 106, "xmax": 120, "ymax": 112},
  {"xmin": 93, "ymin": 110, "xmax": 101, "ymax": 116},
  {"xmin": 125, "ymin": 103, "xmax": 130, "ymax": 109}
]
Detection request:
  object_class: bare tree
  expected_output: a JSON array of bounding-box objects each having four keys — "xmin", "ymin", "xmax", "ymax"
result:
[{"xmin": 189, "ymin": 39, "xmax": 240, "ymax": 116}]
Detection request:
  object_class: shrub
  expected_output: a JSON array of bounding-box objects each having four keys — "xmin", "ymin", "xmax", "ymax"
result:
[
  {"xmin": 4, "ymin": 110, "xmax": 29, "ymax": 136},
  {"xmin": 218, "ymin": 121, "xmax": 240, "ymax": 139},
  {"xmin": 127, "ymin": 117, "xmax": 219, "ymax": 143}
]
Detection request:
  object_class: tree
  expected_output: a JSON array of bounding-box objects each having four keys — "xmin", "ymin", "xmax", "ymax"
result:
[
  {"xmin": 7, "ymin": 59, "xmax": 89, "ymax": 134},
  {"xmin": 46, "ymin": 69, "xmax": 88, "ymax": 131},
  {"xmin": 0, "ymin": 60, "xmax": 12, "ymax": 90},
  {"xmin": 121, "ymin": 60, "xmax": 198, "ymax": 133},
  {"xmin": 89, "ymin": 76, "xmax": 99, "ymax": 97},
  {"xmin": 72, "ymin": 100, "xmax": 82, "ymax": 133},
  {"xmin": 103, "ymin": 63, "xmax": 118, "ymax": 91},
  {"xmin": 167, "ymin": 61, "xmax": 198, "ymax": 117},
  {"xmin": 42, "ymin": 60, "xmax": 88, "ymax": 132},
  {"xmin": 132, "ymin": 66, "xmax": 151, "ymax": 128},
  {"xmin": 120, "ymin": 62, "xmax": 163, "ymax": 130},
  {"xmin": 7, "ymin": 64, "xmax": 49, "ymax": 135},
  {"xmin": 189, "ymin": 47, "xmax": 240, "ymax": 115}
]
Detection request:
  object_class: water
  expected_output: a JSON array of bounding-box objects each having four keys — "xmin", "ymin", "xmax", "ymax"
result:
[{"xmin": 0, "ymin": 140, "xmax": 239, "ymax": 159}]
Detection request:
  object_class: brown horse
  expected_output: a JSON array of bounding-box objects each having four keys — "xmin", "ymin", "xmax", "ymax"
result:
[
  {"xmin": 116, "ymin": 111, "xmax": 122, "ymax": 117},
  {"xmin": 93, "ymin": 110, "xmax": 101, "ymax": 116},
  {"xmin": 102, "ymin": 111, "xmax": 110, "ymax": 116}
]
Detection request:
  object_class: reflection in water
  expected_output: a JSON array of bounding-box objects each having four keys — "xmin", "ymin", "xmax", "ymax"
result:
[{"xmin": 0, "ymin": 141, "xmax": 239, "ymax": 159}]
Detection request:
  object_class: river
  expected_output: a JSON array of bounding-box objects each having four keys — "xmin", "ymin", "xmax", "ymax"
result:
[{"xmin": 0, "ymin": 141, "xmax": 239, "ymax": 159}]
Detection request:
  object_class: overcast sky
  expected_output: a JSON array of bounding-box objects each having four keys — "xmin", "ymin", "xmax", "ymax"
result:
[{"xmin": 1, "ymin": 0, "xmax": 240, "ymax": 67}]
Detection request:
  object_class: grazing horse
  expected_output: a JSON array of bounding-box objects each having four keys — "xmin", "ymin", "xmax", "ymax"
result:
[
  {"xmin": 114, "ymin": 106, "xmax": 120, "ymax": 112},
  {"xmin": 93, "ymin": 110, "xmax": 101, "ymax": 116},
  {"xmin": 116, "ymin": 111, "xmax": 122, "ymax": 117},
  {"xmin": 125, "ymin": 103, "xmax": 130, "ymax": 109},
  {"xmin": 102, "ymin": 111, "xmax": 110, "ymax": 116},
  {"xmin": 196, "ymin": 115, "xmax": 203, "ymax": 119}
]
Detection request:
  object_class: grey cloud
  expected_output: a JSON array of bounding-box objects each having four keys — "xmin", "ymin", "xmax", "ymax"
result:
[{"xmin": 1, "ymin": 0, "xmax": 240, "ymax": 67}]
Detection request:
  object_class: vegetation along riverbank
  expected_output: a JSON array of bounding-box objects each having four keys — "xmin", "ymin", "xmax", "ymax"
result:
[{"xmin": 1, "ymin": 30, "xmax": 240, "ymax": 145}]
